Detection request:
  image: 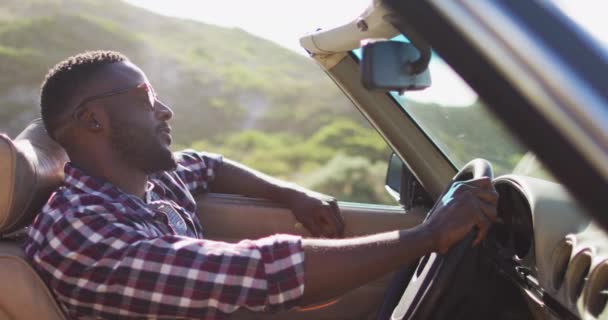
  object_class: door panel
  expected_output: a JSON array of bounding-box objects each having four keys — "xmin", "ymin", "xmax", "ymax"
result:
[
  {"xmin": 195, "ymin": 193, "xmax": 427, "ymax": 319},
  {"xmin": 196, "ymin": 193, "xmax": 426, "ymax": 240}
]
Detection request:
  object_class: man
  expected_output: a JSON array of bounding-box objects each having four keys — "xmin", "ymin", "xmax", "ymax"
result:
[{"xmin": 25, "ymin": 51, "xmax": 498, "ymax": 319}]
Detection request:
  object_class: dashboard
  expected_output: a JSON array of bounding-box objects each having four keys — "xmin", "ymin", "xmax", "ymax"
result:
[{"xmin": 489, "ymin": 175, "xmax": 608, "ymax": 320}]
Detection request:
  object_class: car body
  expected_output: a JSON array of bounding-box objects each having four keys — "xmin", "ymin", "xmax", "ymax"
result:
[{"xmin": 0, "ymin": 0, "xmax": 607, "ymax": 319}]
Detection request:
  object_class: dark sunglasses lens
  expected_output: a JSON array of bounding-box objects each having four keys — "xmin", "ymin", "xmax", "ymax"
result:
[
  {"xmin": 147, "ymin": 86, "xmax": 156, "ymax": 108},
  {"xmin": 148, "ymin": 90, "xmax": 155, "ymax": 107},
  {"xmin": 138, "ymin": 84, "xmax": 155, "ymax": 108}
]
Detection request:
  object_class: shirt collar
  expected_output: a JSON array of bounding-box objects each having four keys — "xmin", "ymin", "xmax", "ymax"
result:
[{"xmin": 63, "ymin": 162, "xmax": 154, "ymax": 202}]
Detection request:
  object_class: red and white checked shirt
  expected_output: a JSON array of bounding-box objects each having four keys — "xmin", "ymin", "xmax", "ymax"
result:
[{"xmin": 24, "ymin": 151, "xmax": 305, "ymax": 319}]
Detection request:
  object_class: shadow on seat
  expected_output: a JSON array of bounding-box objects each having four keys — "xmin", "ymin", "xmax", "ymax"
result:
[{"xmin": 0, "ymin": 119, "xmax": 68, "ymax": 320}]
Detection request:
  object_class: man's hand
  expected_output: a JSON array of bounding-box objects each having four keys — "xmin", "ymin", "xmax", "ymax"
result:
[
  {"xmin": 424, "ymin": 177, "xmax": 498, "ymax": 254},
  {"xmin": 210, "ymin": 159, "xmax": 345, "ymax": 237},
  {"xmin": 287, "ymin": 191, "xmax": 345, "ymax": 238}
]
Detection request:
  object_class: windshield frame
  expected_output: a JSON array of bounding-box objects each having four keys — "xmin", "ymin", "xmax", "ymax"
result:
[
  {"xmin": 349, "ymin": 49, "xmax": 457, "ymax": 171},
  {"xmin": 352, "ymin": 40, "xmax": 534, "ymax": 178},
  {"xmin": 383, "ymin": 0, "xmax": 608, "ymax": 229}
]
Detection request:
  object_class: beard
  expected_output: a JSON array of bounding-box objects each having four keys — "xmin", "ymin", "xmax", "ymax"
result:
[{"xmin": 108, "ymin": 116, "xmax": 177, "ymax": 174}]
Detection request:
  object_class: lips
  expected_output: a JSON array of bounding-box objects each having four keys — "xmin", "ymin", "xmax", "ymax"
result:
[
  {"xmin": 157, "ymin": 124, "xmax": 172, "ymax": 144},
  {"xmin": 157, "ymin": 124, "xmax": 172, "ymax": 134}
]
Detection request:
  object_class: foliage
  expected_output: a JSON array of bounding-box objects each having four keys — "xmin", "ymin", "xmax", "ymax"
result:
[
  {"xmin": 0, "ymin": 0, "xmax": 530, "ymax": 205},
  {"xmin": 183, "ymin": 120, "xmax": 395, "ymax": 204},
  {"xmin": 301, "ymin": 155, "xmax": 393, "ymax": 204},
  {"xmin": 402, "ymin": 98, "xmax": 526, "ymax": 175},
  {"xmin": 0, "ymin": 0, "xmax": 357, "ymax": 143}
]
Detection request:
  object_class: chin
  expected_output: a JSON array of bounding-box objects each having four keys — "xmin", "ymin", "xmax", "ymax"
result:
[
  {"xmin": 110, "ymin": 127, "xmax": 178, "ymax": 173},
  {"xmin": 149, "ymin": 150, "xmax": 178, "ymax": 173},
  {"xmin": 137, "ymin": 144, "xmax": 178, "ymax": 174}
]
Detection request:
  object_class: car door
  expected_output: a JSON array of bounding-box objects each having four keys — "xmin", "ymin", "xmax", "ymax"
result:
[{"xmin": 195, "ymin": 193, "xmax": 426, "ymax": 319}]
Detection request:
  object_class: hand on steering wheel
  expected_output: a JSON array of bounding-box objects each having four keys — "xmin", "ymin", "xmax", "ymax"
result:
[
  {"xmin": 424, "ymin": 177, "xmax": 498, "ymax": 254},
  {"xmin": 389, "ymin": 158, "xmax": 499, "ymax": 320}
]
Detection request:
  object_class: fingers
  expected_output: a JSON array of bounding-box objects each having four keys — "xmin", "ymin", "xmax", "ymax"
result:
[
  {"xmin": 478, "ymin": 194, "xmax": 498, "ymax": 223},
  {"xmin": 472, "ymin": 201, "xmax": 495, "ymax": 246},
  {"xmin": 315, "ymin": 212, "xmax": 336, "ymax": 238},
  {"xmin": 315, "ymin": 200, "xmax": 344, "ymax": 238},
  {"xmin": 428, "ymin": 176, "xmax": 499, "ymax": 252},
  {"xmin": 452, "ymin": 179, "xmax": 498, "ymax": 207},
  {"xmin": 296, "ymin": 198, "xmax": 344, "ymax": 238},
  {"xmin": 329, "ymin": 200, "xmax": 345, "ymax": 237},
  {"xmin": 458, "ymin": 186, "xmax": 498, "ymax": 207},
  {"xmin": 299, "ymin": 216, "xmax": 322, "ymax": 237},
  {"xmin": 449, "ymin": 178, "xmax": 498, "ymax": 247},
  {"xmin": 460, "ymin": 176, "xmax": 492, "ymax": 188}
]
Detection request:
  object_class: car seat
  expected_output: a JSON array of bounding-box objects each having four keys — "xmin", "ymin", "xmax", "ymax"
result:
[{"xmin": 0, "ymin": 119, "xmax": 68, "ymax": 320}]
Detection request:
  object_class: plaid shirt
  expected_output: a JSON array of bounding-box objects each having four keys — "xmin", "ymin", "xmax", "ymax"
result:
[{"xmin": 24, "ymin": 150, "xmax": 305, "ymax": 319}]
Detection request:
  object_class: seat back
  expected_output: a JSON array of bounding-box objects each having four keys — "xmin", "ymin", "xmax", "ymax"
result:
[
  {"xmin": 0, "ymin": 241, "xmax": 65, "ymax": 320},
  {"xmin": 0, "ymin": 119, "xmax": 68, "ymax": 320}
]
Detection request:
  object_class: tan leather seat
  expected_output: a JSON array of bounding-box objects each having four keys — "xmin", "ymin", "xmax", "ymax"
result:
[{"xmin": 0, "ymin": 119, "xmax": 68, "ymax": 320}]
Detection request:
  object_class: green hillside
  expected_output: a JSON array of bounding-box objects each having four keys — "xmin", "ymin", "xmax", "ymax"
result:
[
  {"xmin": 0, "ymin": 0, "xmax": 528, "ymax": 204},
  {"xmin": 405, "ymin": 100, "xmax": 524, "ymax": 172},
  {"xmin": 0, "ymin": 0, "xmax": 357, "ymax": 143},
  {"xmin": 0, "ymin": 0, "xmax": 396, "ymax": 203}
]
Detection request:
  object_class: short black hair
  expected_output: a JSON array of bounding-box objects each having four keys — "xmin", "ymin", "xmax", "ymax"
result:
[{"xmin": 40, "ymin": 50, "xmax": 128, "ymax": 140}]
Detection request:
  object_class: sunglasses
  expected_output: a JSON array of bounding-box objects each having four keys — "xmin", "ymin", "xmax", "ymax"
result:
[{"xmin": 72, "ymin": 82, "xmax": 157, "ymax": 119}]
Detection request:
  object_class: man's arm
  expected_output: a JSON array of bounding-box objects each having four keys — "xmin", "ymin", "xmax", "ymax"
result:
[
  {"xmin": 299, "ymin": 177, "xmax": 498, "ymax": 305},
  {"xmin": 28, "ymin": 177, "xmax": 496, "ymax": 317},
  {"xmin": 178, "ymin": 151, "xmax": 498, "ymax": 307},
  {"xmin": 210, "ymin": 158, "xmax": 345, "ymax": 238},
  {"xmin": 28, "ymin": 209, "xmax": 306, "ymax": 318}
]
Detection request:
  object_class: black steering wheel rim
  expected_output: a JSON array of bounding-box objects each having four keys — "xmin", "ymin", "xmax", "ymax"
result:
[{"xmin": 388, "ymin": 159, "xmax": 493, "ymax": 320}]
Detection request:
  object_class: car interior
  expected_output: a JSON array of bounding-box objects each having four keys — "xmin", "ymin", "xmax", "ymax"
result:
[
  {"xmin": 1, "ymin": 0, "xmax": 608, "ymax": 319},
  {"xmin": 0, "ymin": 119, "xmax": 429, "ymax": 319}
]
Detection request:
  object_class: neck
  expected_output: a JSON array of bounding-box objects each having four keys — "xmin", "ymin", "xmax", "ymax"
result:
[{"xmin": 70, "ymin": 151, "xmax": 149, "ymax": 199}]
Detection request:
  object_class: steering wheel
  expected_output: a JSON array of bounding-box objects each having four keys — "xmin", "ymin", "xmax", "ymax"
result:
[{"xmin": 388, "ymin": 158, "xmax": 493, "ymax": 320}]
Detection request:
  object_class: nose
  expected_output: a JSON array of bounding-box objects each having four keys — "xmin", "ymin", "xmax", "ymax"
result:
[{"xmin": 154, "ymin": 100, "xmax": 173, "ymax": 121}]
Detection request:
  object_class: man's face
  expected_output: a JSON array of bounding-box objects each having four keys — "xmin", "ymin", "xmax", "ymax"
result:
[{"xmin": 77, "ymin": 61, "xmax": 177, "ymax": 173}]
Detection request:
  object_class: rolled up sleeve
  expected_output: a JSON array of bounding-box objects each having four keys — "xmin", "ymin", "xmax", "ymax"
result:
[
  {"xmin": 174, "ymin": 150, "xmax": 224, "ymax": 195},
  {"xmin": 28, "ymin": 210, "xmax": 305, "ymax": 319}
]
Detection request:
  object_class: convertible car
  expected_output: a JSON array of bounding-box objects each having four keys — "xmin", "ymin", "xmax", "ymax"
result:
[{"xmin": 0, "ymin": 0, "xmax": 606, "ymax": 319}]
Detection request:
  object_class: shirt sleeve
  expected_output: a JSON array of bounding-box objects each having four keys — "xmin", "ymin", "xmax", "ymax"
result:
[
  {"xmin": 30, "ymin": 208, "xmax": 305, "ymax": 319},
  {"xmin": 173, "ymin": 149, "xmax": 224, "ymax": 194}
]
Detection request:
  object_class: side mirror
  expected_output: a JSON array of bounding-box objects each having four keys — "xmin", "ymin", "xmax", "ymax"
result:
[
  {"xmin": 385, "ymin": 153, "xmax": 433, "ymax": 209},
  {"xmin": 385, "ymin": 153, "xmax": 404, "ymax": 203},
  {"xmin": 361, "ymin": 41, "xmax": 431, "ymax": 92}
]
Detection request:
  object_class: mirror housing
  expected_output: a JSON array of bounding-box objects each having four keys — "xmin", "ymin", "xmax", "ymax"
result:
[
  {"xmin": 385, "ymin": 153, "xmax": 433, "ymax": 209},
  {"xmin": 361, "ymin": 40, "xmax": 431, "ymax": 91},
  {"xmin": 385, "ymin": 153, "xmax": 404, "ymax": 203}
]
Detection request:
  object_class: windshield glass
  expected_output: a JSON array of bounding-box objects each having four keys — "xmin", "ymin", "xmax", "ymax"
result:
[
  {"xmin": 394, "ymin": 59, "xmax": 543, "ymax": 177},
  {"xmin": 355, "ymin": 37, "xmax": 553, "ymax": 180}
]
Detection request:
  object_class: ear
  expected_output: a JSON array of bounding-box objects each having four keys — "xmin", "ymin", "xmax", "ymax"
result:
[{"xmin": 74, "ymin": 108, "xmax": 104, "ymax": 133}]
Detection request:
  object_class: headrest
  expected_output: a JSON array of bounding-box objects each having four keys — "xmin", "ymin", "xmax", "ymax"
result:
[{"xmin": 0, "ymin": 119, "xmax": 69, "ymax": 234}]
